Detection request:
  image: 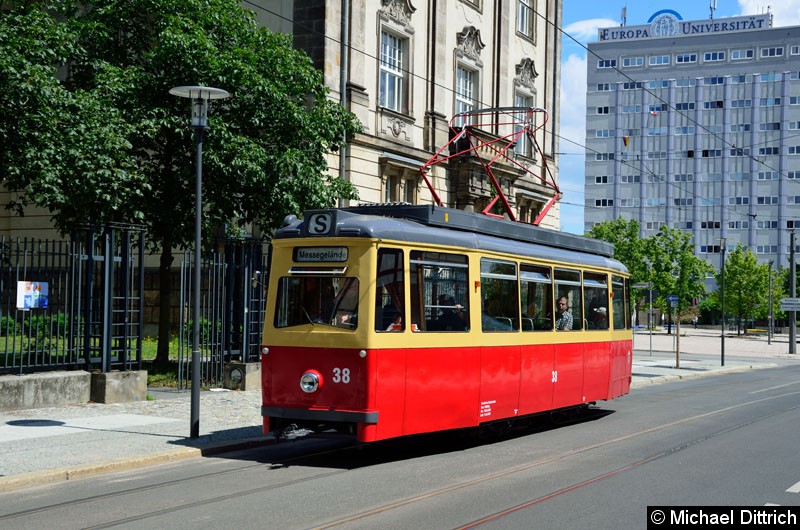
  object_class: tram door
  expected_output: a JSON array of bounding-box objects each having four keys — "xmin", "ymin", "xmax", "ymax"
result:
[
  {"xmin": 552, "ymin": 268, "xmax": 585, "ymax": 408},
  {"xmin": 405, "ymin": 251, "xmax": 478, "ymax": 433},
  {"xmin": 478, "ymin": 259, "xmax": 522, "ymax": 419},
  {"xmin": 583, "ymin": 272, "xmax": 612, "ymax": 399},
  {"xmin": 518, "ymin": 265, "xmax": 556, "ymax": 414}
]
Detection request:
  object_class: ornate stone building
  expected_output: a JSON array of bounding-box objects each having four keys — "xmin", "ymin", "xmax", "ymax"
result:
[{"xmin": 261, "ymin": 0, "xmax": 563, "ymax": 228}]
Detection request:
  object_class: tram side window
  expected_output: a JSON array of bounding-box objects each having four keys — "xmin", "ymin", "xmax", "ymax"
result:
[
  {"xmin": 409, "ymin": 250, "xmax": 469, "ymax": 332},
  {"xmin": 624, "ymin": 278, "xmax": 632, "ymax": 328},
  {"xmin": 554, "ymin": 268, "xmax": 582, "ymax": 331},
  {"xmin": 520, "ymin": 264, "xmax": 553, "ymax": 331},
  {"xmin": 611, "ymin": 275, "xmax": 631, "ymax": 330},
  {"xmin": 274, "ymin": 275, "xmax": 360, "ymax": 329},
  {"xmin": 481, "ymin": 258, "xmax": 519, "ymax": 332},
  {"xmin": 584, "ymin": 272, "xmax": 609, "ymax": 330},
  {"xmin": 375, "ymin": 249, "xmax": 405, "ymax": 332}
]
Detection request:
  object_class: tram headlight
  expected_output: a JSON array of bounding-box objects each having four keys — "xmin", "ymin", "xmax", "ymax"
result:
[{"xmin": 300, "ymin": 370, "xmax": 322, "ymax": 393}]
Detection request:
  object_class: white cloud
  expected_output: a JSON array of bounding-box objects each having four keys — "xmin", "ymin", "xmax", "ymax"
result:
[
  {"xmin": 737, "ymin": 0, "xmax": 800, "ymax": 26},
  {"xmin": 558, "ymin": 52, "xmax": 589, "ymax": 234},
  {"xmin": 557, "ymin": 18, "xmax": 615, "ymax": 234},
  {"xmin": 563, "ymin": 18, "xmax": 618, "ymax": 45},
  {"xmin": 559, "ymin": 53, "xmax": 588, "ymax": 155}
]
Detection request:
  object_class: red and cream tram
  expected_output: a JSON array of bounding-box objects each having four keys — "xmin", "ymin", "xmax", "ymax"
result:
[{"xmin": 260, "ymin": 204, "xmax": 633, "ymax": 442}]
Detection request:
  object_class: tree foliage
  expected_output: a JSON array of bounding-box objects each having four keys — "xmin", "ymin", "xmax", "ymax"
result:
[
  {"xmin": 589, "ymin": 220, "xmax": 713, "ymax": 320},
  {"xmin": 717, "ymin": 244, "xmax": 766, "ymax": 331},
  {"xmin": 1, "ymin": 0, "xmax": 362, "ymax": 243},
  {"xmin": 0, "ymin": 3, "xmax": 146, "ymax": 226},
  {"xmin": 642, "ymin": 226, "xmax": 713, "ymax": 315},
  {"xmin": 587, "ymin": 217, "xmax": 647, "ymax": 283},
  {"xmin": 712, "ymin": 245, "xmax": 784, "ymax": 333},
  {"xmin": 1, "ymin": 0, "xmax": 363, "ymax": 365}
]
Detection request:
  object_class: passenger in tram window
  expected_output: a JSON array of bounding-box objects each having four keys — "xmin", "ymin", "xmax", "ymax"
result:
[
  {"xmin": 437, "ymin": 295, "xmax": 467, "ymax": 331},
  {"xmin": 381, "ymin": 302, "xmax": 402, "ymax": 331},
  {"xmin": 339, "ymin": 312, "xmax": 358, "ymax": 327},
  {"xmin": 588, "ymin": 293, "xmax": 609, "ymax": 330},
  {"xmin": 386, "ymin": 315, "xmax": 402, "ymax": 331},
  {"xmin": 555, "ymin": 296, "xmax": 573, "ymax": 330},
  {"xmin": 590, "ymin": 306, "xmax": 608, "ymax": 329}
]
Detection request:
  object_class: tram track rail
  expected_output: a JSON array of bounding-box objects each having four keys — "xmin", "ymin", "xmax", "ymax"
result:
[
  {"xmin": 2, "ymin": 388, "xmax": 799, "ymax": 530},
  {"xmin": 312, "ymin": 393, "xmax": 800, "ymax": 529},
  {"xmin": 0, "ymin": 441, "xmax": 358, "ymax": 524}
]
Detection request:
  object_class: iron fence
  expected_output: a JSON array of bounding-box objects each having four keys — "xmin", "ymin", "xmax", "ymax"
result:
[
  {"xmin": 0, "ymin": 227, "xmax": 266, "ymax": 386},
  {"xmin": 0, "ymin": 225, "xmax": 145, "ymax": 375},
  {"xmin": 178, "ymin": 239, "xmax": 268, "ymax": 388}
]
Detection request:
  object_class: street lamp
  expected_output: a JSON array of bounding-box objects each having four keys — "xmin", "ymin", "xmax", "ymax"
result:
[
  {"xmin": 719, "ymin": 238, "xmax": 726, "ymax": 367},
  {"xmin": 633, "ymin": 281, "xmax": 654, "ymax": 356},
  {"xmin": 791, "ymin": 229, "xmax": 797, "ymax": 355},
  {"xmin": 169, "ymin": 86, "xmax": 230, "ymax": 439}
]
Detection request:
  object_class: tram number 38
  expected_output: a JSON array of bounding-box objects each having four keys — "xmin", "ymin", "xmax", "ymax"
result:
[{"xmin": 332, "ymin": 367, "xmax": 351, "ymax": 384}]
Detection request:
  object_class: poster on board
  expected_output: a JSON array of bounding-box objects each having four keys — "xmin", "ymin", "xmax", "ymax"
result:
[{"xmin": 16, "ymin": 281, "xmax": 48, "ymax": 309}]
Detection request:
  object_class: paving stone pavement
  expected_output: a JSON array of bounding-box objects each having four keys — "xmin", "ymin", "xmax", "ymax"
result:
[{"xmin": 0, "ymin": 388, "xmax": 266, "ymax": 492}]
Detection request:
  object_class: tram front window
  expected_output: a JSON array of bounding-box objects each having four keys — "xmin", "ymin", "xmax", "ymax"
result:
[{"xmin": 274, "ymin": 276, "xmax": 360, "ymax": 329}]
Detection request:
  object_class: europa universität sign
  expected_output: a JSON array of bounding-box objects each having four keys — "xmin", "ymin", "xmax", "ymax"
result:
[{"xmin": 598, "ymin": 9, "xmax": 771, "ymax": 42}]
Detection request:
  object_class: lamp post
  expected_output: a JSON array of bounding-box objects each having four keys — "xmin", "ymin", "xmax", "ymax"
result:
[
  {"xmin": 633, "ymin": 281, "xmax": 653, "ymax": 356},
  {"xmin": 169, "ymin": 86, "xmax": 230, "ymax": 439},
  {"xmin": 768, "ymin": 259, "xmax": 774, "ymax": 345},
  {"xmin": 720, "ymin": 238, "xmax": 726, "ymax": 367},
  {"xmin": 791, "ymin": 230, "xmax": 797, "ymax": 355}
]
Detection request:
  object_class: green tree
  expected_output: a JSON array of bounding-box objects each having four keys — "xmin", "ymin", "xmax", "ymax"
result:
[
  {"xmin": 717, "ymin": 245, "xmax": 781, "ymax": 334},
  {"xmin": 0, "ymin": 1, "xmax": 363, "ymax": 366},
  {"xmin": 642, "ymin": 226, "xmax": 713, "ymax": 330},
  {"xmin": 767, "ymin": 265, "xmax": 787, "ymax": 329},
  {"xmin": 0, "ymin": 3, "xmax": 147, "ymax": 225},
  {"xmin": 587, "ymin": 217, "xmax": 650, "ymax": 326},
  {"xmin": 587, "ymin": 217, "xmax": 647, "ymax": 283}
]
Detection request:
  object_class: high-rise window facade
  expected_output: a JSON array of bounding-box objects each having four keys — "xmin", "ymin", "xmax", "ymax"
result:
[{"xmin": 586, "ymin": 12, "xmax": 798, "ymax": 270}]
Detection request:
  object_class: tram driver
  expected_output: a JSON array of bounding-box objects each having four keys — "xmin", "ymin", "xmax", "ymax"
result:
[{"xmin": 555, "ymin": 296, "xmax": 573, "ymax": 331}]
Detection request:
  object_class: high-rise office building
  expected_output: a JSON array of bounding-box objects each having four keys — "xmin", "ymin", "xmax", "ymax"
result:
[{"xmin": 584, "ymin": 9, "xmax": 800, "ymax": 270}]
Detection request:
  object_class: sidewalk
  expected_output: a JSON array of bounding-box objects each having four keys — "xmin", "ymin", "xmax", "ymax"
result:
[
  {"xmin": 630, "ymin": 327, "xmax": 786, "ymax": 385},
  {"xmin": 0, "ymin": 388, "xmax": 268, "ymax": 493},
  {"xmin": 0, "ymin": 329, "xmax": 793, "ymax": 493},
  {"xmin": 633, "ymin": 326, "xmax": 797, "ymax": 358}
]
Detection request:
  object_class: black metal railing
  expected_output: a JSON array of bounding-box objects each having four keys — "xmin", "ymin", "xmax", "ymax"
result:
[
  {"xmin": 0, "ymin": 225, "xmax": 145, "ymax": 375},
  {"xmin": 0, "ymin": 226, "xmax": 265, "ymax": 385},
  {"xmin": 178, "ymin": 238, "xmax": 268, "ymax": 387}
]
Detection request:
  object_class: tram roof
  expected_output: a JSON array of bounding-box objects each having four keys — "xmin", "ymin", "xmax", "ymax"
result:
[{"xmin": 276, "ymin": 204, "xmax": 626, "ymax": 273}]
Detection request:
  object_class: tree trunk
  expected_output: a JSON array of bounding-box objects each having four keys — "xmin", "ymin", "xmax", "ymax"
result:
[{"xmin": 155, "ymin": 245, "xmax": 174, "ymax": 368}]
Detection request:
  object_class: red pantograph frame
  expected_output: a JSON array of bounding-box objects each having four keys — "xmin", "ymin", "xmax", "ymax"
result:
[{"xmin": 418, "ymin": 107, "xmax": 561, "ymax": 225}]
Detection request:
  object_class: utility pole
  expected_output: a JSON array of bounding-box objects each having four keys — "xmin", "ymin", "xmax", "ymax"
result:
[
  {"xmin": 791, "ymin": 230, "xmax": 796, "ymax": 354},
  {"xmin": 768, "ymin": 259, "xmax": 774, "ymax": 345},
  {"xmin": 720, "ymin": 238, "xmax": 726, "ymax": 366}
]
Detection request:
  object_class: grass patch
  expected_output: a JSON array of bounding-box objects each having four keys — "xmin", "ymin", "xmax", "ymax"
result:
[
  {"xmin": 141, "ymin": 336, "xmax": 181, "ymax": 361},
  {"xmin": 142, "ymin": 336, "xmax": 181, "ymax": 387},
  {"xmin": 146, "ymin": 364, "xmax": 180, "ymax": 387}
]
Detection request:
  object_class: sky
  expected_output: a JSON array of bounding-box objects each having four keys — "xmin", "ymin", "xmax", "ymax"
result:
[{"xmin": 558, "ymin": 0, "xmax": 800, "ymax": 234}]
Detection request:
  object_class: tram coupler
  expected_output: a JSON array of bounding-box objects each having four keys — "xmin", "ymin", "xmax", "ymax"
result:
[{"xmin": 279, "ymin": 423, "xmax": 313, "ymax": 440}]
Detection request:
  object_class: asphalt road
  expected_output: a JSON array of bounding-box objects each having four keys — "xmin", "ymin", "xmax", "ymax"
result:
[{"xmin": 1, "ymin": 364, "xmax": 799, "ymax": 529}]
